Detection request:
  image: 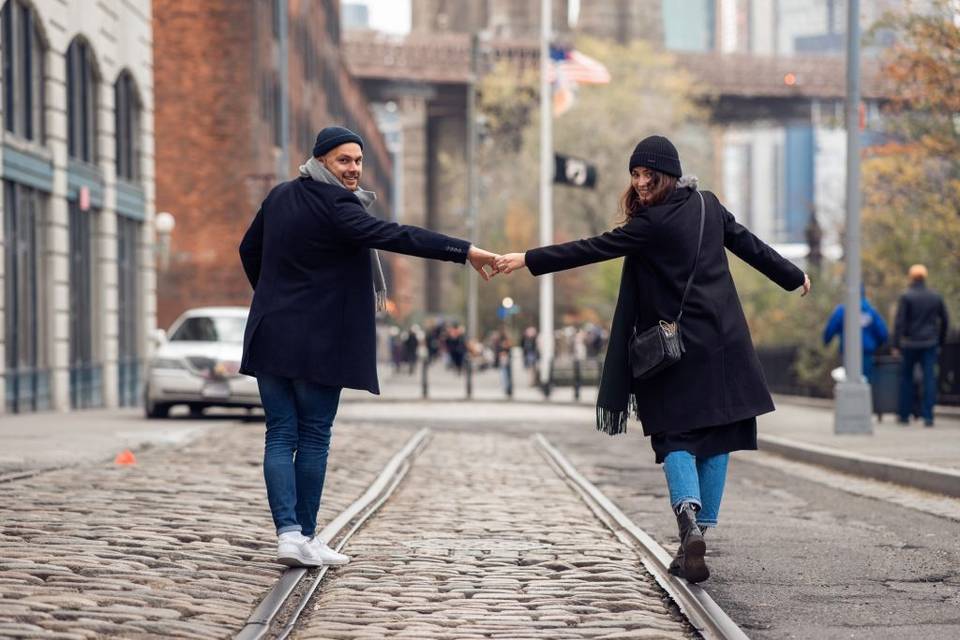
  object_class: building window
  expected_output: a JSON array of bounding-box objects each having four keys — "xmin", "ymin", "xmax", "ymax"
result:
[
  {"xmin": 66, "ymin": 37, "xmax": 99, "ymax": 163},
  {"xmin": 114, "ymin": 71, "xmax": 141, "ymax": 182},
  {"xmin": 1, "ymin": 0, "xmax": 45, "ymax": 142},
  {"xmin": 68, "ymin": 199, "xmax": 102, "ymax": 408},
  {"xmin": 3, "ymin": 180, "xmax": 50, "ymax": 413},
  {"xmin": 117, "ymin": 216, "xmax": 141, "ymax": 407}
]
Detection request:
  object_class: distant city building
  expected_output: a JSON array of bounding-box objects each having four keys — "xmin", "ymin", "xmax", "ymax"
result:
[
  {"xmin": 153, "ymin": 0, "xmax": 392, "ymax": 330},
  {"xmin": 341, "ymin": 2, "xmax": 371, "ymax": 30},
  {"xmin": 0, "ymin": 0, "xmax": 155, "ymax": 414}
]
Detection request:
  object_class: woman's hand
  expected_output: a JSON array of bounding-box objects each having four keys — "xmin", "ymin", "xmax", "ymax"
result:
[
  {"xmin": 495, "ymin": 253, "xmax": 527, "ymax": 275},
  {"xmin": 800, "ymin": 273, "xmax": 811, "ymax": 297}
]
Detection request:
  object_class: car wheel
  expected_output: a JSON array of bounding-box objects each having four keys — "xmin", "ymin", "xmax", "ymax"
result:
[{"xmin": 144, "ymin": 387, "xmax": 171, "ymax": 419}]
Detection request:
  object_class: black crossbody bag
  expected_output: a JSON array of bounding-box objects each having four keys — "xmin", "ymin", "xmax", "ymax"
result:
[{"xmin": 628, "ymin": 191, "xmax": 705, "ymax": 380}]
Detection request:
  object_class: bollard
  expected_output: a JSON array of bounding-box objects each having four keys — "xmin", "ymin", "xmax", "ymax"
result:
[
  {"xmin": 541, "ymin": 357, "xmax": 554, "ymax": 399},
  {"xmin": 421, "ymin": 355, "xmax": 429, "ymax": 399},
  {"xmin": 465, "ymin": 355, "xmax": 473, "ymax": 400},
  {"xmin": 573, "ymin": 359, "xmax": 581, "ymax": 401}
]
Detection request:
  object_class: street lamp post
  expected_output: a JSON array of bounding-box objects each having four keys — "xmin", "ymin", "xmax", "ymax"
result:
[
  {"xmin": 538, "ymin": 0, "xmax": 555, "ymax": 396},
  {"xmin": 155, "ymin": 211, "xmax": 176, "ymax": 271},
  {"xmin": 834, "ymin": 0, "xmax": 873, "ymax": 434},
  {"xmin": 466, "ymin": 32, "xmax": 481, "ymax": 400}
]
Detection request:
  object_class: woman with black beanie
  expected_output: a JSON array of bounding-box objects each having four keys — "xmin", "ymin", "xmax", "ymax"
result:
[{"xmin": 496, "ymin": 135, "xmax": 810, "ymax": 583}]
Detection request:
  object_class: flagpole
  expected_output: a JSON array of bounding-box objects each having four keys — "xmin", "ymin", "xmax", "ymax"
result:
[{"xmin": 538, "ymin": 0, "xmax": 555, "ymax": 396}]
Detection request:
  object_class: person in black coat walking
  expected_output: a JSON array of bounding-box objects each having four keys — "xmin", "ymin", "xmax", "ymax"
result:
[
  {"xmin": 496, "ymin": 135, "xmax": 810, "ymax": 583},
  {"xmin": 239, "ymin": 126, "xmax": 500, "ymax": 567},
  {"xmin": 893, "ymin": 264, "xmax": 950, "ymax": 426}
]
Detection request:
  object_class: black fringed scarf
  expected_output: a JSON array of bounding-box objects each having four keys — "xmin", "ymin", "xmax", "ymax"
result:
[{"xmin": 596, "ymin": 256, "xmax": 640, "ymax": 435}]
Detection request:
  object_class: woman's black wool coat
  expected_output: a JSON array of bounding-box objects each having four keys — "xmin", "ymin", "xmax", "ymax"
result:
[
  {"xmin": 239, "ymin": 178, "xmax": 470, "ymax": 394},
  {"xmin": 525, "ymin": 188, "xmax": 805, "ymax": 436}
]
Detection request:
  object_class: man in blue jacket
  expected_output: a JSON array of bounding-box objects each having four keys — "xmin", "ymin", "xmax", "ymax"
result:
[
  {"xmin": 823, "ymin": 286, "xmax": 889, "ymax": 384},
  {"xmin": 239, "ymin": 126, "xmax": 499, "ymax": 567}
]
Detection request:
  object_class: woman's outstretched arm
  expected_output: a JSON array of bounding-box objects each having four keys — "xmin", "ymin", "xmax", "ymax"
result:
[
  {"xmin": 497, "ymin": 216, "xmax": 652, "ymax": 276},
  {"xmin": 720, "ymin": 199, "xmax": 808, "ymax": 292}
]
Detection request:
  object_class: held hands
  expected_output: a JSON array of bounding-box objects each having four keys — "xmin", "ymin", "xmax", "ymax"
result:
[
  {"xmin": 800, "ymin": 273, "xmax": 811, "ymax": 297},
  {"xmin": 467, "ymin": 246, "xmax": 502, "ymax": 281},
  {"xmin": 465, "ymin": 247, "xmax": 527, "ymax": 280},
  {"xmin": 495, "ymin": 253, "xmax": 526, "ymax": 275}
]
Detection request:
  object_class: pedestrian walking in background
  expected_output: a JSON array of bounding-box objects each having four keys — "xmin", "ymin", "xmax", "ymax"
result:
[
  {"xmin": 893, "ymin": 264, "xmax": 950, "ymax": 427},
  {"xmin": 493, "ymin": 330, "xmax": 514, "ymax": 396},
  {"xmin": 822, "ymin": 286, "xmax": 889, "ymax": 383},
  {"xmin": 496, "ymin": 135, "xmax": 809, "ymax": 583},
  {"xmin": 521, "ymin": 326, "xmax": 539, "ymax": 370},
  {"xmin": 389, "ymin": 327, "xmax": 403, "ymax": 374},
  {"xmin": 239, "ymin": 126, "xmax": 500, "ymax": 568},
  {"xmin": 403, "ymin": 326, "xmax": 420, "ymax": 375},
  {"xmin": 445, "ymin": 323, "xmax": 467, "ymax": 374}
]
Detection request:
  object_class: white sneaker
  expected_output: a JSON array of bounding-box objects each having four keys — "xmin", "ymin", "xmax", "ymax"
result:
[
  {"xmin": 276, "ymin": 532, "xmax": 324, "ymax": 567},
  {"xmin": 306, "ymin": 537, "xmax": 351, "ymax": 566}
]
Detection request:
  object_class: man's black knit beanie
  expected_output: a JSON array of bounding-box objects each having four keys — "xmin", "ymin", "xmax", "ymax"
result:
[
  {"xmin": 313, "ymin": 126, "xmax": 364, "ymax": 158},
  {"xmin": 628, "ymin": 135, "xmax": 682, "ymax": 178}
]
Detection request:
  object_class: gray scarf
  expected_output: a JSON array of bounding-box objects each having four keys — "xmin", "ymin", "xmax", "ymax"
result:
[{"xmin": 299, "ymin": 157, "xmax": 388, "ymax": 312}]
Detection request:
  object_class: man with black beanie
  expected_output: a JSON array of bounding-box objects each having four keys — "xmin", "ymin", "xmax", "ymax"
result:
[{"xmin": 239, "ymin": 126, "xmax": 500, "ymax": 567}]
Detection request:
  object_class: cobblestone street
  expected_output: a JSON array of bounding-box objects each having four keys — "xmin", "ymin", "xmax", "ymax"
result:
[
  {"xmin": 0, "ymin": 420, "xmax": 414, "ymax": 639},
  {"xmin": 298, "ymin": 432, "xmax": 694, "ymax": 640}
]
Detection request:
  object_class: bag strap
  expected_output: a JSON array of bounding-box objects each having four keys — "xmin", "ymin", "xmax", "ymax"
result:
[{"xmin": 675, "ymin": 191, "xmax": 706, "ymax": 324}]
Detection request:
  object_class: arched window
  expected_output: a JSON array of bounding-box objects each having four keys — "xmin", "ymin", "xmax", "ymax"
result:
[
  {"xmin": 114, "ymin": 70, "xmax": 141, "ymax": 181},
  {"xmin": 1, "ymin": 0, "xmax": 45, "ymax": 142},
  {"xmin": 66, "ymin": 37, "xmax": 99, "ymax": 163}
]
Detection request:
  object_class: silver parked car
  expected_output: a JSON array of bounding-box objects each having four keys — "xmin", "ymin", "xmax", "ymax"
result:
[{"xmin": 144, "ymin": 307, "xmax": 261, "ymax": 418}]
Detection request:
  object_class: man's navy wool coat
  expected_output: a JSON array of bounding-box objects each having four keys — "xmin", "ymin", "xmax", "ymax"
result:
[{"xmin": 239, "ymin": 177, "xmax": 470, "ymax": 394}]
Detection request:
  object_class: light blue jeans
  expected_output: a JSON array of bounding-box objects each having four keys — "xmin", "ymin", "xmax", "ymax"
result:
[{"xmin": 662, "ymin": 451, "xmax": 729, "ymax": 528}]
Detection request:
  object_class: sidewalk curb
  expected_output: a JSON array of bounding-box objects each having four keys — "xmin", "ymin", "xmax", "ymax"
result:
[
  {"xmin": 757, "ymin": 434, "xmax": 960, "ymax": 498},
  {"xmin": 772, "ymin": 393, "xmax": 960, "ymax": 420}
]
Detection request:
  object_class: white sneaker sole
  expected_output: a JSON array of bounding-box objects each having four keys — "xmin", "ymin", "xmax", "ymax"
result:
[
  {"xmin": 319, "ymin": 555, "xmax": 351, "ymax": 566},
  {"xmin": 276, "ymin": 552, "xmax": 323, "ymax": 567}
]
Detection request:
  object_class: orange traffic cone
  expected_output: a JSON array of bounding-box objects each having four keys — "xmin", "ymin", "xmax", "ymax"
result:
[{"xmin": 114, "ymin": 449, "xmax": 137, "ymax": 465}]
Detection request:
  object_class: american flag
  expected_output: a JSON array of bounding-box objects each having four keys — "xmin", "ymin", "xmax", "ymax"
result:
[{"xmin": 549, "ymin": 46, "xmax": 611, "ymax": 85}]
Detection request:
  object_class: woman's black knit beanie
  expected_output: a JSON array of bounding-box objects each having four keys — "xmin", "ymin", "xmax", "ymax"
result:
[{"xmin": 628, "ymin": 135, "xmax": 682, "ymax": 178}]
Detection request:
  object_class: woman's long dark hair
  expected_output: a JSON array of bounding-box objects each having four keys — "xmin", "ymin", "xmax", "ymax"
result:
[{"xmin": 618, "ymin": 169, "xmax": 678, "ymax": 222}]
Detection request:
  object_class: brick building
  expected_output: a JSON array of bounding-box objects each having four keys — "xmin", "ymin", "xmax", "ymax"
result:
[
  {"xmin": 0, "ymin": 0, "xmax": 155, "ymax": 414},
  {"xmin": 153, "ymin": 0, "xmax": 392, "ymax": 329}
]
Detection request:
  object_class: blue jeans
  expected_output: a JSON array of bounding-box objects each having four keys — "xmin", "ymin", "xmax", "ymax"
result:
[
  {"xmin": 862, "ymin": 352, "xmax": 875, "ymax": 385},
  {"xmin": 898, "ymin": 346, "xmax": 938, "ymax": 423},
  {"xmin": 662, "ymin": 451, "xmax": 729, "ymax": 528},
  {"xmin": 257, "ymin": 373, "xmax": 342, "ymax": 536}
]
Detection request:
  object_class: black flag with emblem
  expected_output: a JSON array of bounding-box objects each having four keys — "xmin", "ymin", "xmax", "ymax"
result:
[{"xmin": 554, "ymin": 153, "xmax": 598, "ymax": 189}]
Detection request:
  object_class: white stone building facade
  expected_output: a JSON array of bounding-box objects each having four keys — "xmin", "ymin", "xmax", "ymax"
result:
[{"xmin": 0, "ymin": 0, "xmax": 155, "ymax": 414}]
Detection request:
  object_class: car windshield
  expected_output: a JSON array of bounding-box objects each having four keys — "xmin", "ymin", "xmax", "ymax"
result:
[{"xmin": 169, "ymin": 315, "xmax": 246, "ymax": 343}]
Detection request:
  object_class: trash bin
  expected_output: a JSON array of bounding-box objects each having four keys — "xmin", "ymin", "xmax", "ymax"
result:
[{"xmin": 872, "ymin": 354, "xmax": 900, "ymax": 421}]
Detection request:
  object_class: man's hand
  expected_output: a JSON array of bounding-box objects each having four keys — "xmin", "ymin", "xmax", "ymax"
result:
[
  {"xmin": 800, "ymin": 273, "xmax": 811, "ymax": 297},
  {"xmin": 467, "ymin": 246, "xmax": 500, "ymax": 281},
  {"xmin": 495, "ymin": 253, "xmax": 526, "ymax": 275}
]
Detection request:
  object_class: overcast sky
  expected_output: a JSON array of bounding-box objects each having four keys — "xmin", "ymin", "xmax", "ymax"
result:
[{"xmin": 355, "ymin": 0, "xmax": 411, "ymax": 34}]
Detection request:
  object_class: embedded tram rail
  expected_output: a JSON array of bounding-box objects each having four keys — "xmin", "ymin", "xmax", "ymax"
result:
[{"xmin": 235, "ymin": 429, "xmax": 749, "ymax": 640}]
